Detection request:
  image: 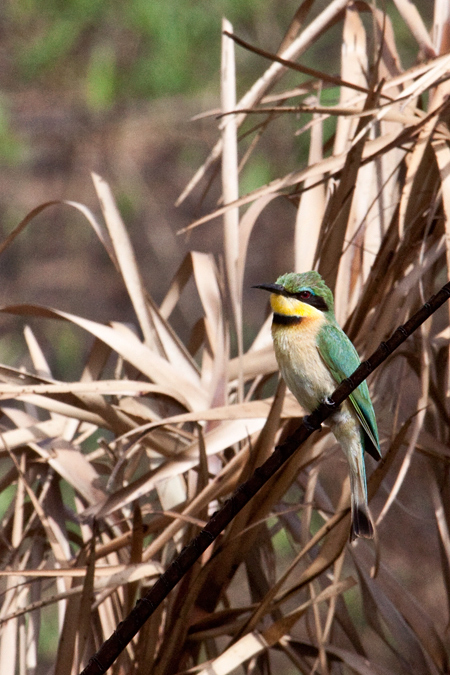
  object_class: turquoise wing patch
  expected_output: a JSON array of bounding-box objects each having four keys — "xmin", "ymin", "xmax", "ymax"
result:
[{"xmin": 317, "ymin": 322, "xmax": 381, "ymax": 460}]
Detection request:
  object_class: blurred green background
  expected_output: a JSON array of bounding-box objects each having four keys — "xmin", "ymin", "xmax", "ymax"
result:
[{"xmin": 0, "ymin": 0, "xmax": 434, "ymax": 378}]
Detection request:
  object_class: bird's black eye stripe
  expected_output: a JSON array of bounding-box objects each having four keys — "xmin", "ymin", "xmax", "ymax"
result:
[
  {"xmin": 301, "ymin": 294, "xmax": 329, "ymax": 311},
  {"xmin": 283, "ymin": 289, "xmax": 328, "ymax": 312}
]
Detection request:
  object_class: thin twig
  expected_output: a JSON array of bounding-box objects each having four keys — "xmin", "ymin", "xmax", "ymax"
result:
[{"xmin": 223, "ymin": 30, "xmax": 394, "ymax": 100}]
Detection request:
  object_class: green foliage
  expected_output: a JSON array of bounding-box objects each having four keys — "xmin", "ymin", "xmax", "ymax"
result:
[
  {"xmin": 52, "ymin": 323, "xmax": 84, "ymax": 380},
  {"xmin": 0, "ymin": 99, "xmax": 25, "ymax": 165},
  {"xmin": 4, "ymin": 0, "xmax": 296, "ymax": 108},
  {"xmin": 86, "ymin": 42, "xmax": 117, "ymax": 110},
  {"xmin": 271, "ymin": 523, "xmax": 293, "ymax": 560},
  {"xmin": 0, "ymin": 479, "xmax": 16, "ymax": 520},
  {"xmin": 38, "ymin": 603, "xmax": 60, "ymax": 659},
  {"xmin": 240, "ymin": 156, "xmax": 273, "ymax": 196}
]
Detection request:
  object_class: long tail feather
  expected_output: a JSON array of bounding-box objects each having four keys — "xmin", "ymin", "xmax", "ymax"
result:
[
  {"xmin": 351, "ymin": 503, "xmax": 374, "ymax": 540},
  {"xmin": 348, "ymin": 446, "xmax": 374, "ymax": 540},
  {"xmin": 331, "ymin": 409, "xmax": 374, "ymax": 540}
]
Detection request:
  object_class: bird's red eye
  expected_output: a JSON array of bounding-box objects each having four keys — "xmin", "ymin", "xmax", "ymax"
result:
[{"xmin": 299, "ymin": 290, "xmax": 311, "ymax": 300}]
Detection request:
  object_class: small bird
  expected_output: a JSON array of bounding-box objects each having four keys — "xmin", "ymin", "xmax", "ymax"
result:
[{"xmin": 254, "ymin": 271, "xmax": 381, "ymax": 540}]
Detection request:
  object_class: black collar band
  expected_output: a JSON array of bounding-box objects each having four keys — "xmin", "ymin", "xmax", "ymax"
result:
[{"xmin": 272, "ymin": 313, "xmax": 303, "ymax": 326}]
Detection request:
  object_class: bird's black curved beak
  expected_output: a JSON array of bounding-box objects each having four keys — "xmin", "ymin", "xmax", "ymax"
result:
[{"xmin": 252, "ymin": 283, "xmax": 285, "ymax": 295}]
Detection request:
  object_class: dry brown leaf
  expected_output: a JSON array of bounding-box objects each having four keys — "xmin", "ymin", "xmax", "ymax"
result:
[{"xmin": 0, "ymin": 303, "xmax": 208, "ymax": 410}]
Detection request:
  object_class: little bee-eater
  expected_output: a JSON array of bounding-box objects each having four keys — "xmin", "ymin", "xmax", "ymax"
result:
[{"xmin": 255, "ymin": 271, "xmax": 381, "ymax": 540}]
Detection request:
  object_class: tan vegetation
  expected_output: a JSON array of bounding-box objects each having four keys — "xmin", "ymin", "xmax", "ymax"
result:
[{"xmin": 0, "ymin": 1, "xmax": 450, "ymax": 674}]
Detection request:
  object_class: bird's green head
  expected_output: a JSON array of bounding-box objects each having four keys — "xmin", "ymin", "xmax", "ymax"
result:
[
  {"xmin": 275, "ymin": 271, "xmax": 334, "ymax": 313},
  {"xmin": 254, "ymin": 271, "xmax": 335, "ymax": 322}
]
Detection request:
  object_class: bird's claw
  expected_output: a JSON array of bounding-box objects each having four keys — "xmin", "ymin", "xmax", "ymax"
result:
[{"xmin": 324, "ymin": 396, "xmax": 337, "ymax": 409}]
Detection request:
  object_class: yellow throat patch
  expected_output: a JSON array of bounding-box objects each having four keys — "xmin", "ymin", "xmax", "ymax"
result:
[{"xmin": 270, "ymin": 293, "xmax": 323, "ymax": 320}]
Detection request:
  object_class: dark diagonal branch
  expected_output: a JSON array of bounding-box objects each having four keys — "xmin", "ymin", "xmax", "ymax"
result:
[{"xmin": 80, "ymin": 280, "xmax": 450, "ymax": 675}]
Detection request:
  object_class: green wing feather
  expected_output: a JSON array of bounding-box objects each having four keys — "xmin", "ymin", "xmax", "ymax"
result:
[{"xmin": 317, "ymin": 322, "xmax": 381, "ymax": 460}]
